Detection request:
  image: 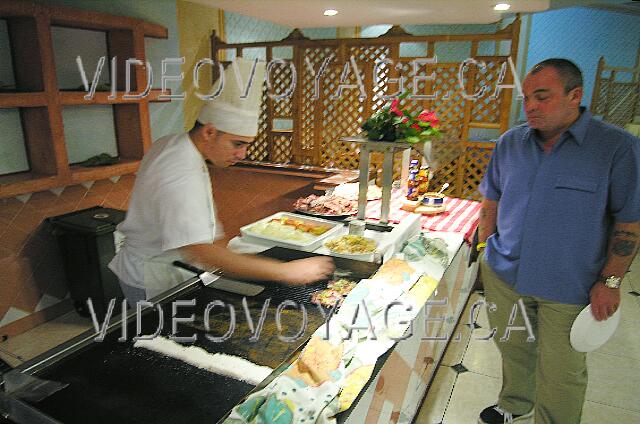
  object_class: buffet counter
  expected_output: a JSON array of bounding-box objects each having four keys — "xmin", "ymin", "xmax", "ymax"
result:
[
  {"xmin": 1, "ymin": 194, "xmax": 480, "ymax": 424},
  {"xmin": 341, "ymin": 232, "xmax": 475, "ymax": 423},
  {"xmin": 227, "ymin": 227, "xmax": 475, "ymax": 424}
]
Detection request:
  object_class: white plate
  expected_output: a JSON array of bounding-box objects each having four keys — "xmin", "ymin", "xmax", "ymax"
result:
[
  {"xmin": 570, "ymin": 304, "xmax": 621, "ymax": 352},
  {"xmin": 333, "ymin": 183, "xmax": 382, "ymax": 201}
]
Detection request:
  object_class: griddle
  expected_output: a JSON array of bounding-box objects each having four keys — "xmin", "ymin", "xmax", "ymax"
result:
[
  {"xmin": 248, "ymin": 247, "xmax": 380, "ymax": 305},
  {"xmin": 3, "ymin": 248, "xmax": 379, "ymax": 424}
]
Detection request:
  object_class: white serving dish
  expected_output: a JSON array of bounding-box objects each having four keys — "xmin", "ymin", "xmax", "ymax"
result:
[
  {"xmin": 240, "ymin": 212, "xmax": 344, "ymax": 252},
  {"xmin": 323, "ymin": 235, "xmax": 378, "ymax": 261}
]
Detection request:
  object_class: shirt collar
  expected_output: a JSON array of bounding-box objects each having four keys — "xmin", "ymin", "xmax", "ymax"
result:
[
  {"xmin": 567, "ymin": 107, "xmax": 591, "ymax": 145},
  {"xmin": 526, "ymin": 106, "xmax": 591, "ymax": 147}
]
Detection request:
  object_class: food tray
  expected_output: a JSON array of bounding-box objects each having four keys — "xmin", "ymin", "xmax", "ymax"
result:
[{"xmin": 240, "ymin": 212, "xmax": 344, "ymax": 252}]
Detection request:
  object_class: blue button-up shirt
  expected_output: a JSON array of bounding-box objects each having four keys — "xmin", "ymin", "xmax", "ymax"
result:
[{"xmin": 479, "ymin": 108, "xmax": 640, "ymax": 304}]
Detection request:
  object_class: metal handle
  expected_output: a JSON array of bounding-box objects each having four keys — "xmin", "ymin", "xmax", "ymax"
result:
[{"xmin": 172, "ymin": 260, "xmax": 205, "ymax": 275}]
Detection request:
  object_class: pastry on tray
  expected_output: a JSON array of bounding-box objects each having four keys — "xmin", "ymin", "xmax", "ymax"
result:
[
  {"xmin": 310, "ymin": 278, "xmax": 357, "ymax": 307},
  {"xmin": 371, "ymin": 258, "xmax": 416, "ymax": 286}
]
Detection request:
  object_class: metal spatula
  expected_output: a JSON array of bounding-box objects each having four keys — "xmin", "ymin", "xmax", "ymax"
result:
[{"xmin": 173, "ymin": 261, "xmax": 265, "ymax": 296}]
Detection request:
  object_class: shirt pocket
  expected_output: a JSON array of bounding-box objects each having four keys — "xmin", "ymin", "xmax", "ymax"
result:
[{"xmin": 555, "ymin": 176, "xmax": 598, "ymax": 193}]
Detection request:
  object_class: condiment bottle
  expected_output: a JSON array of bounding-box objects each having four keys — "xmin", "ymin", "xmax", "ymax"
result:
[
  {"xmin": 407, "ymin": 169, "xmax": 419, "ymax": 201},
  {"xmin": 417, "ymin": 166, "xmax": 430, "ymax": 196}
]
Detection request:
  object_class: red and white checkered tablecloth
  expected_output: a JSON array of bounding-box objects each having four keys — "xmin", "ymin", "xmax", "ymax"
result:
[{"xmin": 365, "ymin": 189, "xmax": 481, "ymax": 242}]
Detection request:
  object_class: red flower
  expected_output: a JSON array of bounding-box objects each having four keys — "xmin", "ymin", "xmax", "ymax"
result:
[
  {"xmin": 411, "ymin": 123, "xmax": 421, "ymax": 130},
  {"xmin": 418, "ymin": 110, "xmax": 440, "ymax": 128},
  {"xmin": 390, "ymin": 99, "xmax": 403, "ymax": 117}
]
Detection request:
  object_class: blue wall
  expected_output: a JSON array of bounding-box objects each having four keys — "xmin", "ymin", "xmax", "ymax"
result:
[
  {"xmin": 225, "ymin": 11, "xmax": 337, "ymax": 45},
  {"xmin": 224, "ymin": 14, "xmax": 500, "ymax": 62},
  {"xmin": 224, "ymin": 7, "xmax": 640, "ymax": 128},
  {"xmin": 526, "ymin": 7, "xmax": 640, "ymax": 108}
]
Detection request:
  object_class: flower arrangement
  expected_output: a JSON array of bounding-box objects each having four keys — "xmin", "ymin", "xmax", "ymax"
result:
[{"xmin": 361, "ymin": 93, "xmax": 441, "ymax": 144}]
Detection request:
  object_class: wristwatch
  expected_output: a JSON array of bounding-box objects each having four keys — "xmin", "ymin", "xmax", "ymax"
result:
[{"xmin": 602, "ymin": 275, "xmax": 622, "ymax": 289}]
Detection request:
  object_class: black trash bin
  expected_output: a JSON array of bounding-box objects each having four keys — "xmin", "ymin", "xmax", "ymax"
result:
[{"xmin": 48, "ymin": 206, "xmax": 126, "ymax": 320}]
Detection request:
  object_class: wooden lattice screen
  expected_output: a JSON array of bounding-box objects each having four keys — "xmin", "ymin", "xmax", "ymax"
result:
[
  {"xmin": 591, "ymin": 55, "xmax": 640, "ymax": 129},
  {"xmin": 211, "ymin": 20, "xmax": 520, "ymax": 200}
]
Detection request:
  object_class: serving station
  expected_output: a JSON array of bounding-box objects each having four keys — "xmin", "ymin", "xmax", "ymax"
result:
[{"xmin": 1, "ymin": 166, "xmax": 480, "ymax": 424}]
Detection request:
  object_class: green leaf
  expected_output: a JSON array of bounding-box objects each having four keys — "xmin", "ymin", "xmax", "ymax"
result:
[{"xmin": 405, "ymin": 127, "xmax": 419, "ymax": 136}]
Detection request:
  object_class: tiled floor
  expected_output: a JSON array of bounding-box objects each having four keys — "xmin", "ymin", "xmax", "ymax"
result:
[
  {"xmin": 0, "ymin": 310, "xmax": 92, "ymax": 368},
  {"xmin": 1, "ymin": 258, "xmax": 639, "ymax": 424},
  {"xmin": 415, "ymin": 255, "xmax": 640, "ymax": 424}
]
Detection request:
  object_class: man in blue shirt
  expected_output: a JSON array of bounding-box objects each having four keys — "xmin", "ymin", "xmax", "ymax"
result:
[{"xmin": 477, "ymin": 59, "xmax": 640, "ymax": 424}]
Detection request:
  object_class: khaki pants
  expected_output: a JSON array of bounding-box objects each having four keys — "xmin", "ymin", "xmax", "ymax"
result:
[{"xmin": 480, "ymin": 255, "xmax": 587, "ymax": 424}]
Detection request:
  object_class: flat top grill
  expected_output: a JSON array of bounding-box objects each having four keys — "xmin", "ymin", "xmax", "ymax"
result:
[
  {"xmin": 15, "ymin": 248, "xmax": 379, "ymax": 424},
  {"xmin": 249, "ymin": 247, "xmax": 379, "ymax": 305}
]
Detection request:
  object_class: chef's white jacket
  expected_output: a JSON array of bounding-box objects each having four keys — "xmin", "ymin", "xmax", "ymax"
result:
[{"xmin": 109, "ymin": 132, "xmax": 224, "ymax": 300}]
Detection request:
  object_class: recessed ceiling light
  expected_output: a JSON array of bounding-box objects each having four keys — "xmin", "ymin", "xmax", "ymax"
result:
[
  {"xmin": 324, "ymin": 9, "xmax": 338, "ymax": 16},
  {"xmin": 494, "ymin": 3, "xmax": 511, "ymax": 11}
]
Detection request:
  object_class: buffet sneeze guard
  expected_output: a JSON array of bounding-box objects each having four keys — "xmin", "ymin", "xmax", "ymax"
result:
[{"xmin": 341, "ymin": 137, "xmax": 412, "ymax": 227}]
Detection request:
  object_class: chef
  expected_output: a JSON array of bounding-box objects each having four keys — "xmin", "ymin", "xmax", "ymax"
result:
[{"xmin": 109, "ymin": 58, "xmax": 335, "ymax": 306}]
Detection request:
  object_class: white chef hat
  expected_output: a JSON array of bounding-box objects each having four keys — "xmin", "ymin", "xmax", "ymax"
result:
[{"xmin": 197, "ymin": 57, "xmax": 266, "ymax": 137}]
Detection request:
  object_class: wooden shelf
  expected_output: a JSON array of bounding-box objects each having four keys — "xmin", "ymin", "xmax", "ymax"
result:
[
  {"xmin": 0, "ymin": 1, "xmax": 169, "ymax": 199},
  {"xmin": 70, "ymin": 159, "xmax": 140, "ymax": 183},
  {"xmin": 0, "ymin": 92, "xmax": 47, "ymax": 108},
  {"xmin": 59, "ymin": 89, "xmax": 172, "ymax": 106},
  {"xmin": 0, "ymin": 172, "xmax": 62, "ymax": 199},
  {"xmin": 0, "ymin": 161, "xmax": 141, "ymax": 199},
  {"xmin": 0, "ymin": 1, "xmax": 167, "ymax": 39}
]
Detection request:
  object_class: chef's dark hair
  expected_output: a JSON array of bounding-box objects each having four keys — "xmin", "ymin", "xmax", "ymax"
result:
[
  {"xmin": 530, "ymin": 58, "xmax": 583, "ymax": 93},
  {"xmin": 189, "ymin": 120, "xmax": 205, "ymax": 133}
]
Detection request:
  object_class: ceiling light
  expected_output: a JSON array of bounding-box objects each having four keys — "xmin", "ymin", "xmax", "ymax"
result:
[
  {"xmin": 324, "ymin": 9, "xmax": 338, "ymax": 16},
  {"xmin": 494, "ymin": 3, "xmax": 511, "ymax": 11}
]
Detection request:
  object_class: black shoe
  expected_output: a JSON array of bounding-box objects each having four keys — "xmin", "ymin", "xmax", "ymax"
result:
[{"xmin": 479, "ymin": 405, "xmax": 534, "ymax": 423}]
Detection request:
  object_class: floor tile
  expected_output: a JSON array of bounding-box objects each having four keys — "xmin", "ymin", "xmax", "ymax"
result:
[
  {"xmin": 415, "ymin": 366, "xmax": 457, "ymax": 424},
  {"xmin": 462, "ymin": 335, "xmax": 502, "ymax": 379},
  {"xmin": 581, "ymin": 400, "xmax": 640, "ymax": 424},
  {"xmin": 443, "ymin": 371, "xmax": 501, "ymax": 424},
  {"xmin": 594, "ymin": 317, "xmax": 640, "ymax": 361},
  {"xmin": 451, "ymin": 363, "xmax": 469, "ymax": 374},
  {"xmin": 586, "ymin": 352, "xmax": 640, "ymax": 412},
  {"xmin": 474, "ymin": 298, "xmax": 490, "ymax": 330},
  {"xmin": 0, "ymin": 348, "xmax": 24, "ymax": 368},
  {"xmin": 619, "ymin": 290, "xmax": 640, "ymax": 323},
  {"xmin": 0, "ymin": 311, "xmax": 91, "ymax": 366}
]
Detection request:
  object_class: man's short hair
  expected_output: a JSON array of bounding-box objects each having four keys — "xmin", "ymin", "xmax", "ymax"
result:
[{"xmin": 530, "ymin": 58, "xmax": 583, "ymax": 93}]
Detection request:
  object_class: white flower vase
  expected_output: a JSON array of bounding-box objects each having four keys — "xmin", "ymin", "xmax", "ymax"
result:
[{"xmin": 414, "ymin": 139, "xmax": 434, "ymax": 168}]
